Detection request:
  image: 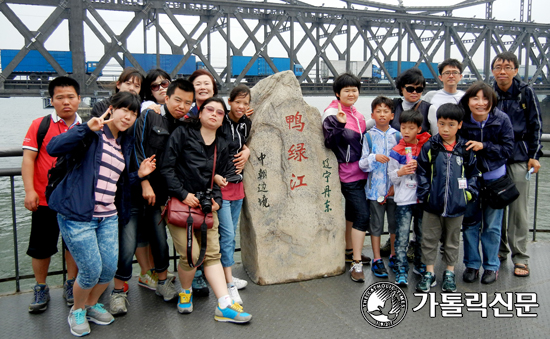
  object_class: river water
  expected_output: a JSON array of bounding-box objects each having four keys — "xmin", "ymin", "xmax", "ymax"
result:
[{"xmin": 1, "ymin": 95, "xmax": 549, "ymax": 294}]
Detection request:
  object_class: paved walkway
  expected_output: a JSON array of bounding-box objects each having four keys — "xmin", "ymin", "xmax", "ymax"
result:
[{"xmin": 1, "ymin": 241, "xmax": 549, "ymax": 339}]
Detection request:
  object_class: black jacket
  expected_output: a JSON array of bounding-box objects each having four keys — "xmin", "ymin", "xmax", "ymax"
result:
[
  {"xmin": 91, "ymin": 97, "xmax": 111, "ymax": 118},
  {"xmin": 493, "ymin": 77, "xmax": 543, "ymax": 163},
  {"xmin": 160, "ymin": 122, "xmax": 230, "ymax": 207},
  {"xmin": 392, "ymin": 98, "xmax": 431, "ymax": 134},
  {"xmin": 221, "ymin": 114, "xmax": 252, "ymax": 183},
  {"xmin": 132, "ymin": 106, "xmax": 185, "ymax": 205}
]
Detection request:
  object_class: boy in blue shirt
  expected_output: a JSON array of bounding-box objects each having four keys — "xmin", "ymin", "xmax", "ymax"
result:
[
  {"xmin": 415, "ymin": 103, "xmax": 479, "ymax": 292},
  {"xmin": 388, "ymin": 110, "xmax": 431, "ymax": 286},
  {"xmin": 359, "ymin": 96, "xmax": 399, "ymax": 278}
]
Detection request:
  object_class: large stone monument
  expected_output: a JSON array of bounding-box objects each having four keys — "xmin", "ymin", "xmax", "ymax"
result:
[{"xmin": 240, "ymin": 70, "xmax": 345, "ymax": 285}]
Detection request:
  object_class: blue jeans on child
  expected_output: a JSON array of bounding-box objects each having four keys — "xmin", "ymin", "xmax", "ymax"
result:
[
  {"xmin": 463, "ymin": 199, "xmax": 503, "ymax": 271},
  {"xmin": 57, "ymin": 214, "xmax": 119, "ymax": 289},
  {"xmin": 394, "ymin": 204, "xmax": 423, "ymax": 272},
  {"xmin": 218, "ymin": 199, "xmax": 243, "ymax": 268}
]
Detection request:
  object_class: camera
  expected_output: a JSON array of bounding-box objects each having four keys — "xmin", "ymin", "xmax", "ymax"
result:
[{"xmin": 195, "ymin": 189, "xmax": 213, "ymax": 214}]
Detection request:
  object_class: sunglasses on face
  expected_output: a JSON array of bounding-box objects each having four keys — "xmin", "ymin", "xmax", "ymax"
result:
[
  {"xmin": 404, "ymin": 86, "xmax": 424, "ymax": 93},
  {"xmin": 150, "ymin": 79, "xmax": 170, "ymax": 92},
  {"xmin": 204, "ymin": 105, "xmax": 225, "ymax": 116}
]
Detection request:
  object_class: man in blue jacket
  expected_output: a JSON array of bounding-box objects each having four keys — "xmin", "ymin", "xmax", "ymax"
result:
[{"xmin": 492, "ymin": 52, "xmax": 543, "ymax": 277}]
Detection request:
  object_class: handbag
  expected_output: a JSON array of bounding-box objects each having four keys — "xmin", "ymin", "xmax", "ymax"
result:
[
  {"xmin": 481, "ymin": 173, "xmax": 520, "ymax": 209},
  {"xmin": 161, "ymin": 144, "xmax": 217, "ymax": 267}
]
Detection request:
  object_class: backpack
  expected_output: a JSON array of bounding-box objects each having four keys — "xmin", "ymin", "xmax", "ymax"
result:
[{"xmin": 36, "ymin": 115, "xmax": 51, "ymax": 156}]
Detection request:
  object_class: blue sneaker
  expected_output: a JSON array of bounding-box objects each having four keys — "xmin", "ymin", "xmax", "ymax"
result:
[
  {"xmin": 178, "ymin": 289, "xmax": 193, "ymax": 314},
  {"xmin": 192, "ymin": 270, "xmax": 209, "ymax": 297},
  {"xmin": 395, "ymin": 267, "xmax": 408, "ymax": 287},
  {"xmin": 29, "ymin": 284, "xmax": 50, "ymax": 313},
  {"xmin": 441, "ymin": 270, "xmax": 457, "ymax": 292},
  {"xmin": 63, "ymin": 279, "xmax": 75, "ymax": 307},
  {"xmin": 371, "ymin": 259, "xmax": 388, "ymax": 278},
  {"xmin": 214, "ymin": 301, "xmax": 252, "ymax": 323},
  {"xmin": 413, "ymin": 263, "xmax": 427, "ymax": 276},
  {"xmin": 416, "ymin": 272, "xmax": 437, "ymax": 292},
  {"xmin": 388, "ymin": 255, "xmax": 397, "ymax": 273}
]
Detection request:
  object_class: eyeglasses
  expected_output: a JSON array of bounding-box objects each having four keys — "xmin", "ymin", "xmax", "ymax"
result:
[
  {"xmin": 442, "ymin": 71, "xmax": 461, "ymax": 76},
  {"xmin": 150, "ymin": 79, "xmax": 170, "ymax": 92},
  {"xmin": 493, "ymin": 66, "xmax": 515, "ymax": 72},
  {"xmin": 204, "ymin": 105, "xmax": 225, "ymax": 116},
  {"xmin": 404, "ymin": 86, "xmax": 424, "ymax": 93}
]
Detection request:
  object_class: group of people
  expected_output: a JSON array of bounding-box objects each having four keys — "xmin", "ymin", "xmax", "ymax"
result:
[
  {"xmin": 20, "ymin": 51, "xmax": 542, "ymax": 336},
  {"xmin": 322, "ymin": 52, "xmax": 542, "ymax": 292},
  {"xmin": 22, "ymin": 67, "xmax": 253, "ymax": 337}
]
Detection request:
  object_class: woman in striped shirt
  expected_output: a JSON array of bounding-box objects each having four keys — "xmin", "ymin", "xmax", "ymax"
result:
[{"xmin": 47, "ymin": 91, "xmax": 156, "ymax": 337}]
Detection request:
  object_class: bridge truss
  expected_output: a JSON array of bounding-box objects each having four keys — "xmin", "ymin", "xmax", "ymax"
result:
[{"xmin": 0, "ymin": 0, "xmax": 549, "ymax": 97}]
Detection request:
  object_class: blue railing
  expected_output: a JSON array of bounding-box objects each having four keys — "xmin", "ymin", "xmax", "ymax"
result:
[{"xmin": 1, "ymin": 141, "xmax": 548, "ymax": 293}]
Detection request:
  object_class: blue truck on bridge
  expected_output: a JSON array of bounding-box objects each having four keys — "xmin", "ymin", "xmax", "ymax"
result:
[
  {"xmin": 123, "ymin": 53, "xmax": 198, "ymax": 77},
  {"xmin": 383, "ymin": 61, "xmax": 440, "ymax": 83},
  {"xmin": 230, "ymin": 56, "xmax": 303, "ymax": 81},
  {"xmin": 0, "ymin": 49, "xmax": 100, "ymax": 81}
]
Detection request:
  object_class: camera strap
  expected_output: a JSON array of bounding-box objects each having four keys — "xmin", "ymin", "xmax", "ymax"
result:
[{"xmin": 186, "ymin": 143, "xmax": 217, "ymax": 268}]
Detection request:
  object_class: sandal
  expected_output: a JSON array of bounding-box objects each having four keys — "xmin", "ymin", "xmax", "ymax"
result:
[
  {"xmin": 498, "ymin": 255, "xmax": 507, "ymax": 262},
  {"xmin": 514, "ymin": 263, "xmax": 530, "ymax": 277}
]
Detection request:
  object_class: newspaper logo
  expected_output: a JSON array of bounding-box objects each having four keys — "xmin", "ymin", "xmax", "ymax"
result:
[{"xmin": 360, "ymin": 282, "xmax": 408, "ymax": 329}]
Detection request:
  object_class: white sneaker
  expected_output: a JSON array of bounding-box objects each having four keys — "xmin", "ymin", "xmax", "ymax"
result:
[
  {"xmin": 68, "ymin": 307, "xmax": 90, "ymax": 337},
  {"xmin": 232, "ymin": 276, "xmax": 248, "ymax": 290},
  {"xmin": 228, "ymin": 285, "xmax": 243, "ymax": 305},
  {"xmin": 156, "ymin": 280, "xmax": 178, "ymax": 301},
  {"xmin": 110, "ymin": 292, "xmax": 128, "ymax": 315}
]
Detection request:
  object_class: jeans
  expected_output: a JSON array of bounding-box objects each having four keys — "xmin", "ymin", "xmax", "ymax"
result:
[
  {"xmin": 394, "ymin": 204, "xmax": 423, "ymax": 272},
  {"xmin": 115, "ymin": 204, "xmax": 170, "ymax": 281},
  {"xmin": 463, "ymin": 199, "xmax": 503, "ymax": 271},
  {"xmin": 218, "ymin": 199, "xmax": 244, "ymax": 268},
  {"xmin": 57, "ymin": 214, "xmax": 118, "ymax": 290},
  {"xmin": 340, "ymin": 180, "xmax": 370, "ymax": 232}
]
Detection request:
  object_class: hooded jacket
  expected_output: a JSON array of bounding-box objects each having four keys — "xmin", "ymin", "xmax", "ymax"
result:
[
  {"xmin": 493, "ymin": 77, "xmax": 543, "ymax": 163},
  {"xmin": 416, "ymin": 134, "xmax": 480, "ymax": 217},
  {"xmin": 358, "ymin": 126, "xmax": 400, "ymax": 200}
]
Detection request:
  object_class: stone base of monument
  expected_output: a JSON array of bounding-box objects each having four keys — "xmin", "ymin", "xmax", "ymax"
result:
[{"xmin": 240, "ymin": 71, "xmax": 346, "ymax": 285}]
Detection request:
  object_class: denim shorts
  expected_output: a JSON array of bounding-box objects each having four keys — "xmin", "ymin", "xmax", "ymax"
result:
[
  {"xmin": 57, "ymin": 214, "xmax": 119, "ymax": 290},
  {"xmin": 340, "ymin": 180, "xmax": 370, "ymax": 232}
]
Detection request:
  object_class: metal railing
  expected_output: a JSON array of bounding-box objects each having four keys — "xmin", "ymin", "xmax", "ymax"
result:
[{"xmin": 1, "ymin": 140, "xmax": 548, "ymax": 293}]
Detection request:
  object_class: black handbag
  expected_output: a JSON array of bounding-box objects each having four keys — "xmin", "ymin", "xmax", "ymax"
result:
[{"xmin": 481, "ymin": 173, "xmax": 520, "ymax": 209}]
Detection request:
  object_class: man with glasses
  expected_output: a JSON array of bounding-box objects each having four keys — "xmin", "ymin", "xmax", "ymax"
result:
[
  {"xmin": 423, "ymin": 59, "xmax": 466, "ymax": 135},
  {"xmin": 491, "ymin": 52, "xmax": 542, "ymax": 278}
]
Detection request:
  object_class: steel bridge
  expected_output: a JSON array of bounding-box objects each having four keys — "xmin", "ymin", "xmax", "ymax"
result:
[{"xmin": 0, "ymin": 0, "xmax": 549, "ymax": 98}]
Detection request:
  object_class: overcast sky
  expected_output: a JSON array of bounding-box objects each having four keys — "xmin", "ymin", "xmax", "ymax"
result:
[{"xmin": 0, "ymin": 0, "xmax": 549, "ymax": 75}]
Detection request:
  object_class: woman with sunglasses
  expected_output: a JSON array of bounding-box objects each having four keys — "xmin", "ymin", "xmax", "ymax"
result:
[
  {"xmin": 141, "ymin": 68, "xmax": 171, "ymax": 114},
  {"xmin": 161, "ymin": 97, "xmax": 253, "ymax": 323},
  {"xmin": 91, "ymin": 67, "xmax": 144, "ymax": 118}
]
